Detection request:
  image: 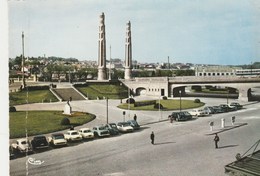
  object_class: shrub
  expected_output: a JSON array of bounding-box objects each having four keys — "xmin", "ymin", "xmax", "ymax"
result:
[
  {"xmin": 60, "ymin": 117, "xmax": 70, "ymax": 125},
  {"xmin": 154, "ymin": 103, "xmax": 163, "ymax": 109},
  {"xmin": 126, "ymin": 98, "xmax": 135, "ymax": 104},
  {"xmin": 134, "ymin": 100, "xmax": 156, "ymax": 107},
  {"xmin": 162, "ymin": 96, "xmax": 167, "ymax": 100},
  {"xmin": 194, "ymin": 99, "xmax": 201, "ymax": 103},
  {"xmin": 9, "ymin": 106, "xmax": 16, "ymax": 112}
]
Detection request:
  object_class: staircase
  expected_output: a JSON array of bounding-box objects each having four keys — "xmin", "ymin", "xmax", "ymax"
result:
[{"xmin": 52, "ymin": 87, "xmax": 86, "ymax": 101}]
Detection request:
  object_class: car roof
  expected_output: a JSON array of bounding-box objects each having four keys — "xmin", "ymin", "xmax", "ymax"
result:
[
  {"xmin": 67, "ymin": 130, "xmax": 78, "ymax": 132},
  {"xmin": 79, "ymin": 127, "xmax": 91, "ymax": 130},
  {"xmin": 52, "ymin": 133, "xmax": 64, "ymax": 136},
  {"xmin": 16, "ymin": 138, "xmax": 28, "ymax": 142}
]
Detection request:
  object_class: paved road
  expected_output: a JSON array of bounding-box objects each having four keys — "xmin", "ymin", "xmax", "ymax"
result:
[{"xmin": 9, "ymin": 97, "xmax": 260, "ymax": 176}]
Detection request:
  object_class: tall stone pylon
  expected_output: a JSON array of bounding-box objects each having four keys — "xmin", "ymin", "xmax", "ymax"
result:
[
  {"xmin": 98, "ymin": 12, "xmax": 107, "ymax": 80},
  {"xmin": 124, "ymin": 21, "xmax": 132, "ymax": 80}
]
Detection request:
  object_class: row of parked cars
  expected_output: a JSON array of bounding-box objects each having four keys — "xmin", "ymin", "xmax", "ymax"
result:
[
  {"xmin": 168, "ymin": 102, "xmax": 243, "ymax": 121},
  {"xmin": 10, "ymin": 120, "xmax": 140, "ymax": 159}
]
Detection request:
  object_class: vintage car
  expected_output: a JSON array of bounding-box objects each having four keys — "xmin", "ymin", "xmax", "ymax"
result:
[
  {"xmin": 105, "ymin": 123, "xmax": 120, "ymax": 135},
  {"xmin": 189, "ymin": 109, "xmax": 208, "ymax": 117},
  {"xmin": 117, "ymin": 122, "xmax": 134, "ymax": 133},
  {"xmin": 64, "ymin": 130, "xmax": 83, "ymax": 142},
  {"xmin": 92, "ymin": 125, "xmax": 110, "ymax": 137},
  {"xmin": 127, "ymin": 120, "xmax": 140, "ymax": 130},
  {"xmin": 78, "ymin": 128, "xmax": 95, "ymax": 139},
  {"xmin": 168, "ymin": 111, "xmax": 192, "ymax": 121},
  {"xmin": 229, "ymin": 102, "xmax": 243, "ymax": 110},
  {"xmin": 30, "ymin": 135, "xmax": 49, "ymax": 150},
  {"xmin": 11, "ymin": 138, "xmax": 33, "ymax": 154},
  {"xmin": 48, "ymin": 133, "xmax": 67, "ymax": 147}
]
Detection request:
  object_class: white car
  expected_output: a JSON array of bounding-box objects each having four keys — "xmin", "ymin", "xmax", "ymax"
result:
[
  {"xmin": 189, "ymin": 109, "xmax": 208, "ymax": 117},
  {"xmin": 78, "ymin": 128, "xmax": 94, "ymax": 139},
  {"xmin": 11, "ymin": 138, "xmax": 33, "ymax": 153},
  {"xmin": 64, "ymin": 130, "xmax": 82, "ymax": 142},
  {"xmin": 117, "ymin": 122, "xmax": 134, "ymax": 133},
  {"xmin": 92, "ymin": 125, "xmax": 110, "ymax": 137},
  {"xmin": 48, "ymin": 133, "xmax": 67, "ymax": 147}
]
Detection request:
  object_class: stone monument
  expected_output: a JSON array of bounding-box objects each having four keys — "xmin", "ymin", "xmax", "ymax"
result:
[
  {"xmin": 124, "ymin": 21, "xmax": 132, "ymax": 80},
  {"xmin": 97, "ymin": 12, "xmax": 107, "ymax": 80},
  {"xmin": 63, "ymin": 101, "xmax": 72, "ymax": 115}
]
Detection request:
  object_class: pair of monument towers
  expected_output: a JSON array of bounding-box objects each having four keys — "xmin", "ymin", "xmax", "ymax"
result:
[{"xmin": 97, "ymin": 12, "xmax": 132, "ymax": 80}]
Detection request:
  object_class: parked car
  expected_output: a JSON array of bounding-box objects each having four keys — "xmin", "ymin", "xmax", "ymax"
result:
[
  {"xmin": 203, "ymin": 106, "xmax": 215, "ymax": 114},
  {"xmin": 92, "ymin": 125, "xmax": 110, "ymax": 137},
  {"xmin": 9, "ymin": 145, "xmax": 16, "ymax": 159},
  {"xmin": 11, "ymin": 138, "xmax": 33, "ymax": 154},
  {"xmin": 78, "ymin": 128, "xmax": 95, "ymax": 139},
  {"xmin": 117, "ymin": 122, "xmax": 134, "ymax": 133},
  {"xmin": 168, "ymin": 111, "xmax": 192, "ymax": 121},
  {"xmin": 127, "ymin": 120, "xmax": 140, "ymax": 130},
  {"xmin": 105, "ymin": 123, "xmax": 120, "ymax": 135},
  {"xmin": 30, "ymin": 135, "xmax": 49, "ymax": 150},
  {"xmin": 189, "ymin": 109, "xmax": 208, "ymax": 117},
  {"xmin": 212, "ymin": 106, "xmax": 225, "ymax": 113},
  {"xmin": 64, "ymin": 130, "xmax": 83, "ymax": 142},
  {"xmin": 219, "ymin": 104, "xmax": 236, "ymax": 112},
  {"xmin": 48, "ymin": 133, "xmax": 67, "ymax": 147},
  {"xmin": 229, "ymin": 102, "xmax": 243, "ymax": 110}
]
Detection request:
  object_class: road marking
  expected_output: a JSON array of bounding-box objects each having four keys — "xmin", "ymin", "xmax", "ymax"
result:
[{"xmin": 27, "ymin": 157, "xmax": 45, "ymax": 166}]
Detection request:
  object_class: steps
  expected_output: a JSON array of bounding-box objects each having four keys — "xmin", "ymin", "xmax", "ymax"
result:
[{"xmin": 52, "ymin": 88, "xmax": 86, "ymax": 101}]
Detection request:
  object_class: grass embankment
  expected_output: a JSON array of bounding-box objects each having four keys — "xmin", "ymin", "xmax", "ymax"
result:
[
  {"xmin": 9, "ymin": 90, "xmax": 59, "ymax": 106},
  {"xmin": 9, "ymin": 111, "xmax": 95, "ymax": 138},
  {"xmin": 78, "ymin": 84, "xmax": 128, "ymax": 100},
  {"xmin": 118, "ymin": 99, "xmax": 205, "ymax": 111}
]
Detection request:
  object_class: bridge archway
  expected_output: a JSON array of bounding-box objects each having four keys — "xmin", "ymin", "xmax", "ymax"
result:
[
  {"xmin": 172, "ymin": 86, "xmax": 186, "ymax": 97},
  {"xmin": 136, "ymin": 87, "xmax": 147, "ymax": 96}
]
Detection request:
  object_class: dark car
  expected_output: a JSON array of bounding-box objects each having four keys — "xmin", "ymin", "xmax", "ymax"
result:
[
  {"xmin": 212, "ymin": 106, "xmax": 225, "ymax": 113},
  {"xmin": 105, "ymin": 123, "xmax": 120, "ymax": 135},
  {"xmin": 127, "ymin": 120, "xmax": 140, "ymax": 130},
  {"xmin": 229, "ymin": 102, "xmax": 243, "ymax": 110},
  {"xmin": 31, "ymin": 135, "xmax": 49, "ymax": 151},
  {"xmin": 219, "ymin": 104, "xmax": 236, "ymax": 112},
  {"xmin": 203, "ymin": 106, "xmax": 215, "ymax": 114},
  {"xmin": 168, "ymin": 111, "xmax": 192, "ymax": 121}
]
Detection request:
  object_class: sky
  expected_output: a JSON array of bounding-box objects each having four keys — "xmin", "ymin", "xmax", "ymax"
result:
[{"xmin": 8, "ymin": 0, "xmax": 260, "ymax": 65}]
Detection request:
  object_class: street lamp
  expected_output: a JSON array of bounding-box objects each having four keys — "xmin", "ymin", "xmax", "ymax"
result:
[
  {"xmin": 179, "ymin": 90, "xmax": 182, "ymax": 112},
  {"xmin": 64, "ymin": 62, "xmax": 71, "ymax": 83},
  {"xmin": 226, "ymin": 88, "xmax": 229, "ymax": 104},
  {"xmin": 106, "ymin": 97, "xmax": 108, "ymax": 124}
]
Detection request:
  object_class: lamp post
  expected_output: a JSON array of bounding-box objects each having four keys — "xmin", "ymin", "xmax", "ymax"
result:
[
  {"xmin": 106, "ymin": 98, "xmax": 108, "ymax": 124},
  {"xmin": 226, "ymin": 88, "xmax": 229, "ymax": 104},
  {"xmin": 21, "ymin": 32, "xmax": 26, "ymax": 88},
  {"xmin": 179, "ymin": 90, "xmax": 182, "ymax": 112},
  {"xmin": 64, "ymin": 62, "xmax": 71, "ymax": 83}
]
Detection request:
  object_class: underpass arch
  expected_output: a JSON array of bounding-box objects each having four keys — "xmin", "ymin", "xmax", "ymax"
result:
[{"xmin": 136, "ymin": 87, "xmax": 147, "ymax": 96}]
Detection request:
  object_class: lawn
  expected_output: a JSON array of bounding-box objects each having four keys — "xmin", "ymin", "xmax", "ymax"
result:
[
  {"xmin": 117, "ymin": 99, "xmax": 205, "ymax": 111},
  {"xmin": 9, "ymin": 111, "xmax": 95, "ymax": 138},
  {"xmin": 77, "ymin": 84, "xmax": 128, "ymax": 100},
  {"xmin": 9, "ymin": 90, "xmax": 59, "ymax": 106}
]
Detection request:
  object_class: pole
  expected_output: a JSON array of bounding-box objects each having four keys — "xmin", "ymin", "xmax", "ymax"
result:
[
  {"xmin": 128, "ymin": 88, "xmax": 130, "ymax": 119},
  {"xmin": 106, "ymin": 98, "xmax": 108, "ymax": 124},
  {"xmin": 227, "ymin": 88, "xmax": 229, "ymax": 104},
  {"xmin": 179, "ymin": 90, "xmax": 182, "ymax": 112},
  {"xmin": 109, "ymin": 45, "xmax": 111, "ymax": 80},
  {"xmin": 21, "ymin": 31, "xmax": 26, "ymax": 88}
]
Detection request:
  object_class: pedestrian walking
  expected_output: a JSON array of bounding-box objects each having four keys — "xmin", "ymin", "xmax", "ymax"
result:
[
  {"xmin": 133, "ymin": 114, "xmax": 137, "ymax": 121},
  {"xmin": 70, "ymin": 125, "xmax": 74, "ymax": 130},
  {"xmin": 150, "ymin": 131, "xmax": 155, "ymax": 145},
  {"xmin": 214, "ymin": 133, "xmax": 220, "ymax": 149}
]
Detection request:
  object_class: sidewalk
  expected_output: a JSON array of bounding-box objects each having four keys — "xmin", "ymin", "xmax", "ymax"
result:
[{"xmin": 205, "ymin": 122, "xmax": 248, "ymax": 135}]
